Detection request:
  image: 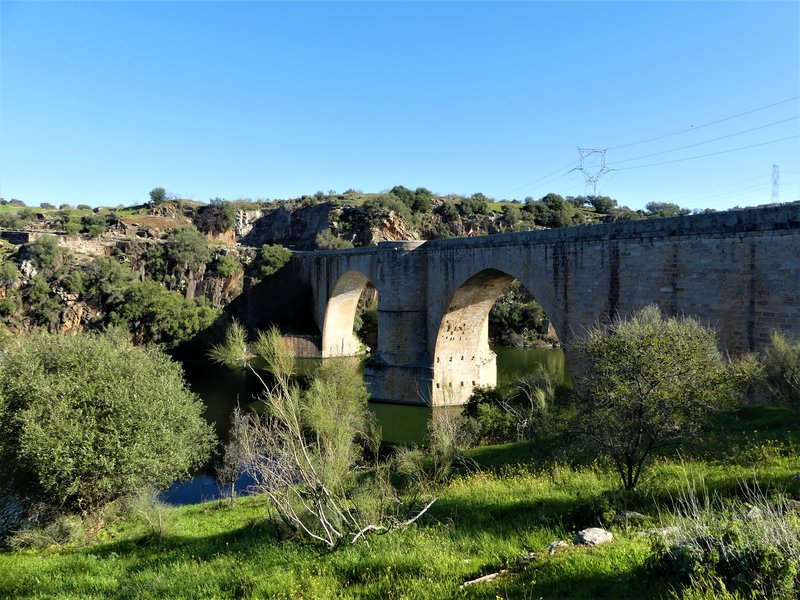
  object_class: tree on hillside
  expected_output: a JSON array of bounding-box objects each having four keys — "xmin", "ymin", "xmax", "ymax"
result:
[
  {"xmin": 0, "ymin": 331, "xmax": 215, "ymax": 519},
  {"xmin": 255, "ymin": 244, "xmax": 292, "ymax": 278},
  {"xmin": 645, "ymin": 202, "xmax": 690, "ymax": 218},
  {"xmin": 194, "ymin": 198, "xmax": 236, "ymax": 235},
  {"xmin": 573, "ymin": 305, "xmax": 754, "ymax": 490},
  {"xmin": 163, "ymin": 226, "xmax": 212, "ymax": 273},
  {"xmin": 149, "ymin": 187, "xmax": 167, "ymax": 206},
  {"xmin": 588, "ymin": 195, "xmax": 617, "ymax": 214}
]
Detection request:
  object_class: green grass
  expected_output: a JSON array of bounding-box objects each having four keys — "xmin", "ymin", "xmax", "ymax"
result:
[{"xmin": 1, "ymin": 406, "xmax": 798, "ymax": 599}]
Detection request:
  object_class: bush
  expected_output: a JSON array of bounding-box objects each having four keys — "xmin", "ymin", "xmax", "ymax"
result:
[
  {"xmin": 163, "ymin": 227, "xmax": 212, "ymax": 273},
  {"xmin": 210, "ymin": 325, "xmax": 435, "ymax": 547},
  {"xmin": 647, "ymin": 484, "xmax": 800, "ymax": 599},
  {"xmin": 574, "ymin": 305, "xmax": 754, "ymax": 490},
  {"xmin": 761, "ymin": 332, "xmax": 800, "ymax": 408},
  {"xmin": 117, "ymin": 281, "xmax": 220, "ymax": 348},
  {"xmin": 315, "ymin": 229, "xmax": 354, "ymax": 249},
  {"xmin": 194, "ymin": 199, "xmax": 235, "ymax": 235},
  {"xmin": 209, "ymin": 253, "xmax": 240, "ymax": 278},
  {"xmin": 255, "ymin": 244, "xmax": 291, "ymax": 278},
  {"xmin": 0, "ymin": 331, "xmax": 216, "ymax": 517}
]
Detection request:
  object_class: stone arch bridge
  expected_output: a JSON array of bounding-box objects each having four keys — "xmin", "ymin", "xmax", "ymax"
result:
[{"xmin": 260, "ymin": 204, "xmax": 800, "ymax": 407}]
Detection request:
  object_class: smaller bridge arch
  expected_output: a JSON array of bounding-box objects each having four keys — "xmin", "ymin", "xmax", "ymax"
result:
[{"xmin": 322, "ymin": 270, "xmax": 376, "ymax": 357}]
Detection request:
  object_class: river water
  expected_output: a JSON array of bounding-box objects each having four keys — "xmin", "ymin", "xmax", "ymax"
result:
[{"xmin": 162, "ymin": 347, "xmax": 567, "ymax": 504}]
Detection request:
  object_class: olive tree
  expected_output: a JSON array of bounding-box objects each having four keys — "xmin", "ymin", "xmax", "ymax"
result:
[
  {"xmin": 573, "ymin": 305, "xmax": 753, "ymax": 490},
  {"xmin": 0, "ymin": 332, "xmax": 216, "ymax": 517}
]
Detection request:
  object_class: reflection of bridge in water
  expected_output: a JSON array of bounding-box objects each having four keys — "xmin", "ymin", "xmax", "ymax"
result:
[{"xmin": 247, "ymin": 204, "xmax": 800, "ymax": 407}]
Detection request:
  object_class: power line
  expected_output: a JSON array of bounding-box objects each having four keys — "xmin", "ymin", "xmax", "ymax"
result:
[
  {"xmin": 613, "ymin": 116, "xmax": 798, "ymax": 165},
  {"xmin": 609, "ymin": 95, "xmax": 799, "ymax": 151},
  {"xmin": 614, "ymin": 135, "xmax": 800, "ymax": 171},
  {"xmin": 500, "ymin": 160, "xmax": 576, "ymax": 197}
]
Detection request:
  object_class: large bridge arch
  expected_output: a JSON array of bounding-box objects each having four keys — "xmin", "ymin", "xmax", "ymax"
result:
[
  {"xmin": 322, "ymin": 269, "xmax": 376, "ymax": 357},
  {"xmin": 431, "ymin": 268, "xmax": 563, "ymax": 406}
]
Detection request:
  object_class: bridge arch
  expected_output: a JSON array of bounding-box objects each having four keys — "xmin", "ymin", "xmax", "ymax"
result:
[
  {"xmin": 322, "ymin": 269, "xmax": 377, "ymax": 357},
  {"xmin": 432, "ymin": 268, "xmax": 560, "ymax": 406}
]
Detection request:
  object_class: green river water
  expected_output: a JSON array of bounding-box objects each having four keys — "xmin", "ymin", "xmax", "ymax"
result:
[{"xmin": 167, "ymin": 347, "xmax": 567, "ymax": 504}]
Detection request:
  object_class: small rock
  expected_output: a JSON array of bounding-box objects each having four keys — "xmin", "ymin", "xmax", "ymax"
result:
[
  {"xmin": 618, "ymin": 510, "xmax": 649, "ymax": 524},
  {"xmin": 574, "ymin": 527, "xmax": 613, "ymax": 546},
  {"xmin": 546, "ymin": 540, "xmax": 568, "ymax": 555},
  {"xmin": 636, "ymin": 526, "xmax": 679, "ymax": 537},
  {"xmin": 741, "ymin": 506, "xmax": 763, "ymax": 520}
]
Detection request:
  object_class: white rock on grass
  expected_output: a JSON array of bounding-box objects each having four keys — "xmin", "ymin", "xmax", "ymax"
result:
[{"xmin": 574, "ymin": 527, "xmax": 613, "ymax": 546}]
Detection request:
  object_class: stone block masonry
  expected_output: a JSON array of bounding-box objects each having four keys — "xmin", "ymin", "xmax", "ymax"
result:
[{"xmin": 284, "ymin": 204, "xmax": 800, "ymax": 406}]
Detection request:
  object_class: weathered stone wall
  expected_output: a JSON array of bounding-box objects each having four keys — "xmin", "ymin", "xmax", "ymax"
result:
[{"xmin": 290, "ymin": 203, "xmax": 800, "ymax": 406}]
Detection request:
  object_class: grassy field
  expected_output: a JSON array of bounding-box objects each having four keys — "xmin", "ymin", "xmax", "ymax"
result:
[{"xmin": 1, "ymin": 406, "xmax": 798, "ymax": 599}]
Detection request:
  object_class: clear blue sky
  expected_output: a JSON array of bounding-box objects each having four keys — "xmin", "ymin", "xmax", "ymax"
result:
[{"xmin": 1, "ymin": 1, "xmax": 798, "ymax": 210}]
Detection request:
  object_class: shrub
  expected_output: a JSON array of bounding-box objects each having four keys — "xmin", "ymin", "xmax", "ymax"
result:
[
  {"xmin": 210, "ymin": 325, "xmax": 435, "ymax": 547},
  {"xmin": 0, "ymin": 331, "xmax": 216, "ymax": 517},
  {"xmin": 194, "ymin": 199, "xmax": 236, "ymax": 235},
  {"xmin": 574, "ymin": 305, "xmax": 754, "ymax": 490},
  {"xmin": 761, "ymin": 332, "xmax": 800, "ymax": 408},
  {"xmin": 209, "ymin": 253, "xmax": 240, "ymax": 278},
  {"xmin": 255, "ymin": 244, "xmax": 291, "ymax": 278},
  {"xmin": 647, "ymin": 483, "xmax": 800, "ymax": 599},
  {"xmin": 163, "ymin": 227, "xmax": 212, "ymax": 273},
  {"xmin": 315, "ymin": 229, "xmax": 354, "ymax": 249}
]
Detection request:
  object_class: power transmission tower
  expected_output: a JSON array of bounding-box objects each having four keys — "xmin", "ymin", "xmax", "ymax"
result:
[
  {"xmin": 573, "ymin": 148, "xmax": 611, "ymax": 196},
  {"xmin": 771, "ymin": 164, "xmax": 780, "ymax": 203}
]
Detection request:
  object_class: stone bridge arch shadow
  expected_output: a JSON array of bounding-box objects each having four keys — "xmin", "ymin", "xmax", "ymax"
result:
[
  {"xmin": 322, "ymin": 269, "xmax": 378, "ymax": 358},
  {"xmin": 431, "ymin": 268, "xmax": 564, "ymax": 406}
]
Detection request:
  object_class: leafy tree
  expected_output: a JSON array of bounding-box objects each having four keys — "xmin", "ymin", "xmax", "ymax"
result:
[
  {"xmin": 588, "ymin": 195, "xmax": 617, "ymax": 213},
  {"xmin": 76, "ymin": 204, "xmax": 92, "ymax": 211},
  {"xmin": 194, "ymin": 199, "xmax": 236, "ymax": 235},
  {"xmin": 459, "ymin": 194, "xmax": 488, "ymax": 216},
  {"xmin": 0, "ymin": 260, "xmax": 20, "ymax": 288},
  {"xmin": 149, "ymin": 187, "xmax": 167, "ymax": 206},
  {"xmin": 39, "ymin": 202, "xmax": 56, "ymax": 210},
  {"xmin": 81, "ymin": 256, "xmax": 138, "ymax": 308},
  {"xmin": 22, "ymin": 275, "xmax": 61, "ymax": 328},
  {"xmin": 501, "ymin": 204, "xmax": 522, "ymax": 227},
  {"xmin": 81, "ymin": 213, "xmax": 107, "ymax": 237},
  {"xmin": 573, "ymin": 305, "xmax": 752, "ymax": 490},
  {"xmin": 117, "ymin": 281, "xmax": 219, "ymax": 347},
  {"xmin": 645, "ymin": 202, "xmax": 690, "ymax": 218},
  {"xmin": 389, "ymin": 185, "xmax": 414, "ymax": 207},
  {"xmin": 209, "ymin": 253, "xmax": 240, "ymax": 278},
  {"xmin": 255, "ymin": 244, "xmax": 292, "ymax": 278},
  {"xmin": 412, "ymin": 187, "xmax": 433, "ymax": 213},
  {"xmin": 163, "ymin": 227, "xmax": 212, "ymax": 273},
  {"xmin": 25, "ymin": 236, "xmax": 67, "ymax": 278},
  {"xmin": 0, "ymin": 331, "xmax": 216, "ymax": 516}
]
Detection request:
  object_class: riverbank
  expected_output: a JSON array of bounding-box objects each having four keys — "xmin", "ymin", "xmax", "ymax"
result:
[{"xmin": 1, "ymin": 406, "xmax": 797, "ymax": 599}]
